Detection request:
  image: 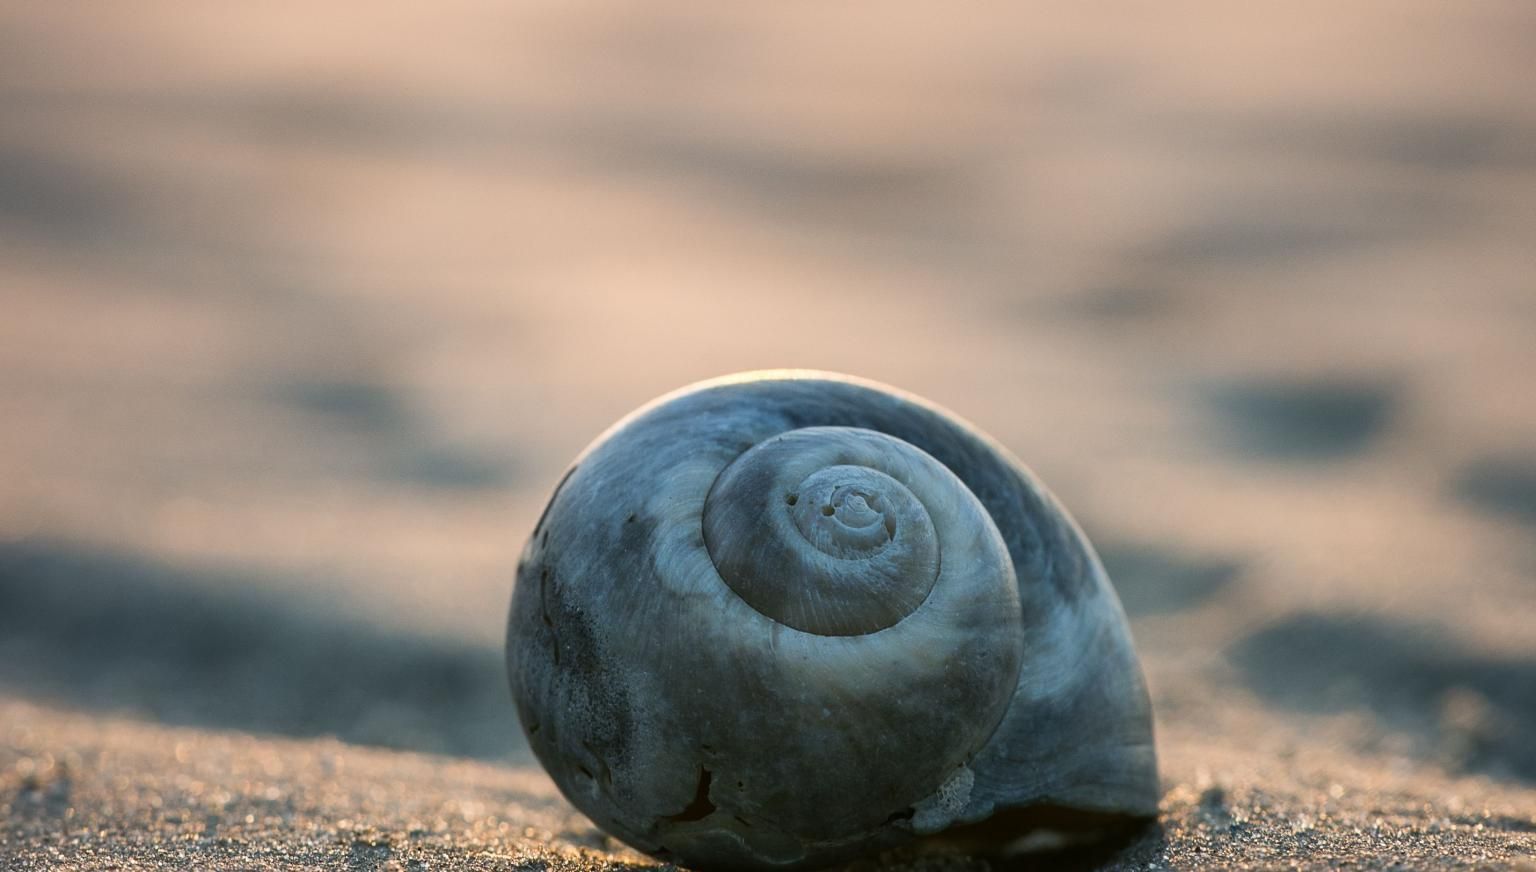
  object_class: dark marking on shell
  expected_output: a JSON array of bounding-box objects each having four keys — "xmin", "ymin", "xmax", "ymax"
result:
[
  {"xmin": 521, "ymin": 541, "xmax": 637, "ymax": 783},
  {"xmin": 663, "ymin": 768, "xmax": 717, "ymax": 823},
  {"xmin": 618, "ymin": 510, "xmax": 658, "ymax": 561},
  {"xmin": 539, "ymin": 567, "xmax": 559, "ymax": 666},
  {"xmin": 583, "ymin": 740, "xmax": 616, "ymax": 790}
]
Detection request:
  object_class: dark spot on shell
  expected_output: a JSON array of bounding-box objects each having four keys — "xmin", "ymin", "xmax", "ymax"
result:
[
  {"xmin": 542, "ymin": 588, "xmax": 634, "ymax": 775},
  {"xmin": 662, "ymin": 768, "xmax": 716, "ymax": 823},
  {"xmin": 618, "ymin": 511, "xmax": 659, "ymax": 564},
  {"xmin": 582, "ymin": 741, "xmax": 615, "ymax": 789},
  {"xmin": 539, "ymin": 567, "xmax": 559, "ymax": 667}
]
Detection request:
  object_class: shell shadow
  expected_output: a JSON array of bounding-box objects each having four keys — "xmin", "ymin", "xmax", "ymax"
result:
[
  {"xmin": 1201, "ymin": 377, "xmax": 1399, "ymax": 463},
  {"xmin": 1229, "ymin": 613, "xmax": 1536, "ymax": 782},
  {"xmin": 0, "ymin": 538, "xmax": 519, "ymax": 760},
  {"xmin": 925, "ymin": 810, "xmax": 1163, "ymax": 872}
]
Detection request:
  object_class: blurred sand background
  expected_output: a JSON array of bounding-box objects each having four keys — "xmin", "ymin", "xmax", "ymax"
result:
[{"xmin": 2, "ymin": 2, "xmax": 1535, "ymax": 868}]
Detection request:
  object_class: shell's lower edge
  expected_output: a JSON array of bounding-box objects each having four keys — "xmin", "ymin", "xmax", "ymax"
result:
[
  {"xmin": 972, "ymin": 741, "xmax": 1162, "ymax": 822},
  {"xmin": 508, "ymin": 372, "xmax": 1160, "ymax": 872},
  {"xmin": 632, "ymin": 748, "xmax": 1162, "ymax": 872},
  {"xmin": 911, "ymin": 796, "xmax": 1157, "ymax": 865}
]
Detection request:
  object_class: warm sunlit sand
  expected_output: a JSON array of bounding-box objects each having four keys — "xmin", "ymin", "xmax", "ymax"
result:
[{"xmin": 2, "ymin": 3, "xmax": 1534, "ymax": 868}]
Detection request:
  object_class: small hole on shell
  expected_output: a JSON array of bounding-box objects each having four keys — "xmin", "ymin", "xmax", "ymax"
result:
[
  {"xmin": 785, "ymin": 494, "xmax": 797, "ymax": 506},
  {"xmin": 821, "ymin": 505, "xmax": 835, "ymax": 516}
]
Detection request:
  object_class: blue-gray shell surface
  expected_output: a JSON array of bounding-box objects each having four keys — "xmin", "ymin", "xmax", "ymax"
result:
[{"xmin": 506, "ymin": 371, "xmax": 1157, "ymax": 870}]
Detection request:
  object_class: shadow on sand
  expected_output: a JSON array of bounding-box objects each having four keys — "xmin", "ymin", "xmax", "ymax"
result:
[
  {"xmin": 1202, "ymin": 377, "xmax": 1399, "ymax": 463},
  {"xmin": 1453, "ymin": 457, "xmax": 1536, "ymax": 528},
  {"xmin": 1096, "ymin": 542, "xmax": 1245, "ymax": 617},
  {"xmin": 1230, "ymin": 612, "xmax": 1536, "ymax": 783},
  {"xmin": 0, "ymin": 538, "xmax": 520, "ymax": 760}
]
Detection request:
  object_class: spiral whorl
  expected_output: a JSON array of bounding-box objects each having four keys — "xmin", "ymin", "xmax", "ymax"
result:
[
  {"xmin": 509, "ymin": 372, "xmax": 1158, "ymax": 872},
  {"xmin": 702, "ymin": 427, "xmax": 945, "ymax": 636}
]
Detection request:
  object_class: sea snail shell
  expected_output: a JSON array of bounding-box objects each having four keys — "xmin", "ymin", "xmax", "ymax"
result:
[{"xmin": 506, "ymin": 371, "xmax": 1158, "ymax": 870}]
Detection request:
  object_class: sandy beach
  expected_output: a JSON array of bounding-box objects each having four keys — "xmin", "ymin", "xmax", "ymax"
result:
[{"xmin": 2, "ymin": 2, "xmax": 1535, "ymax": 868}]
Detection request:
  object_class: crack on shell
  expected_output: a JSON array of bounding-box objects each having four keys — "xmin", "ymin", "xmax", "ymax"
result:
[
  {"xmin": 539, "ymin": 566, "xmax": 559, "ymax": 667},
  {"xmin": 662, "ymin": 767, "xmax": 716, "ymax": 823}
]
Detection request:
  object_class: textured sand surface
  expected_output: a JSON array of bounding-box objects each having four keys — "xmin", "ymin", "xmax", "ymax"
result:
[
  {"xmin": 5, "ymin": 700, "xmax": 1536, "ymax": 869},
  {"xmin": 2, "ymin": 2, "xmax": 1535, "ymax": 869}
]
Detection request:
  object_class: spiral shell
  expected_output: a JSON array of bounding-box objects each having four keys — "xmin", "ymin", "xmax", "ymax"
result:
[{"xmin": 506, "ymin": 371, "xmax": 1157, "ymax": 870}]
